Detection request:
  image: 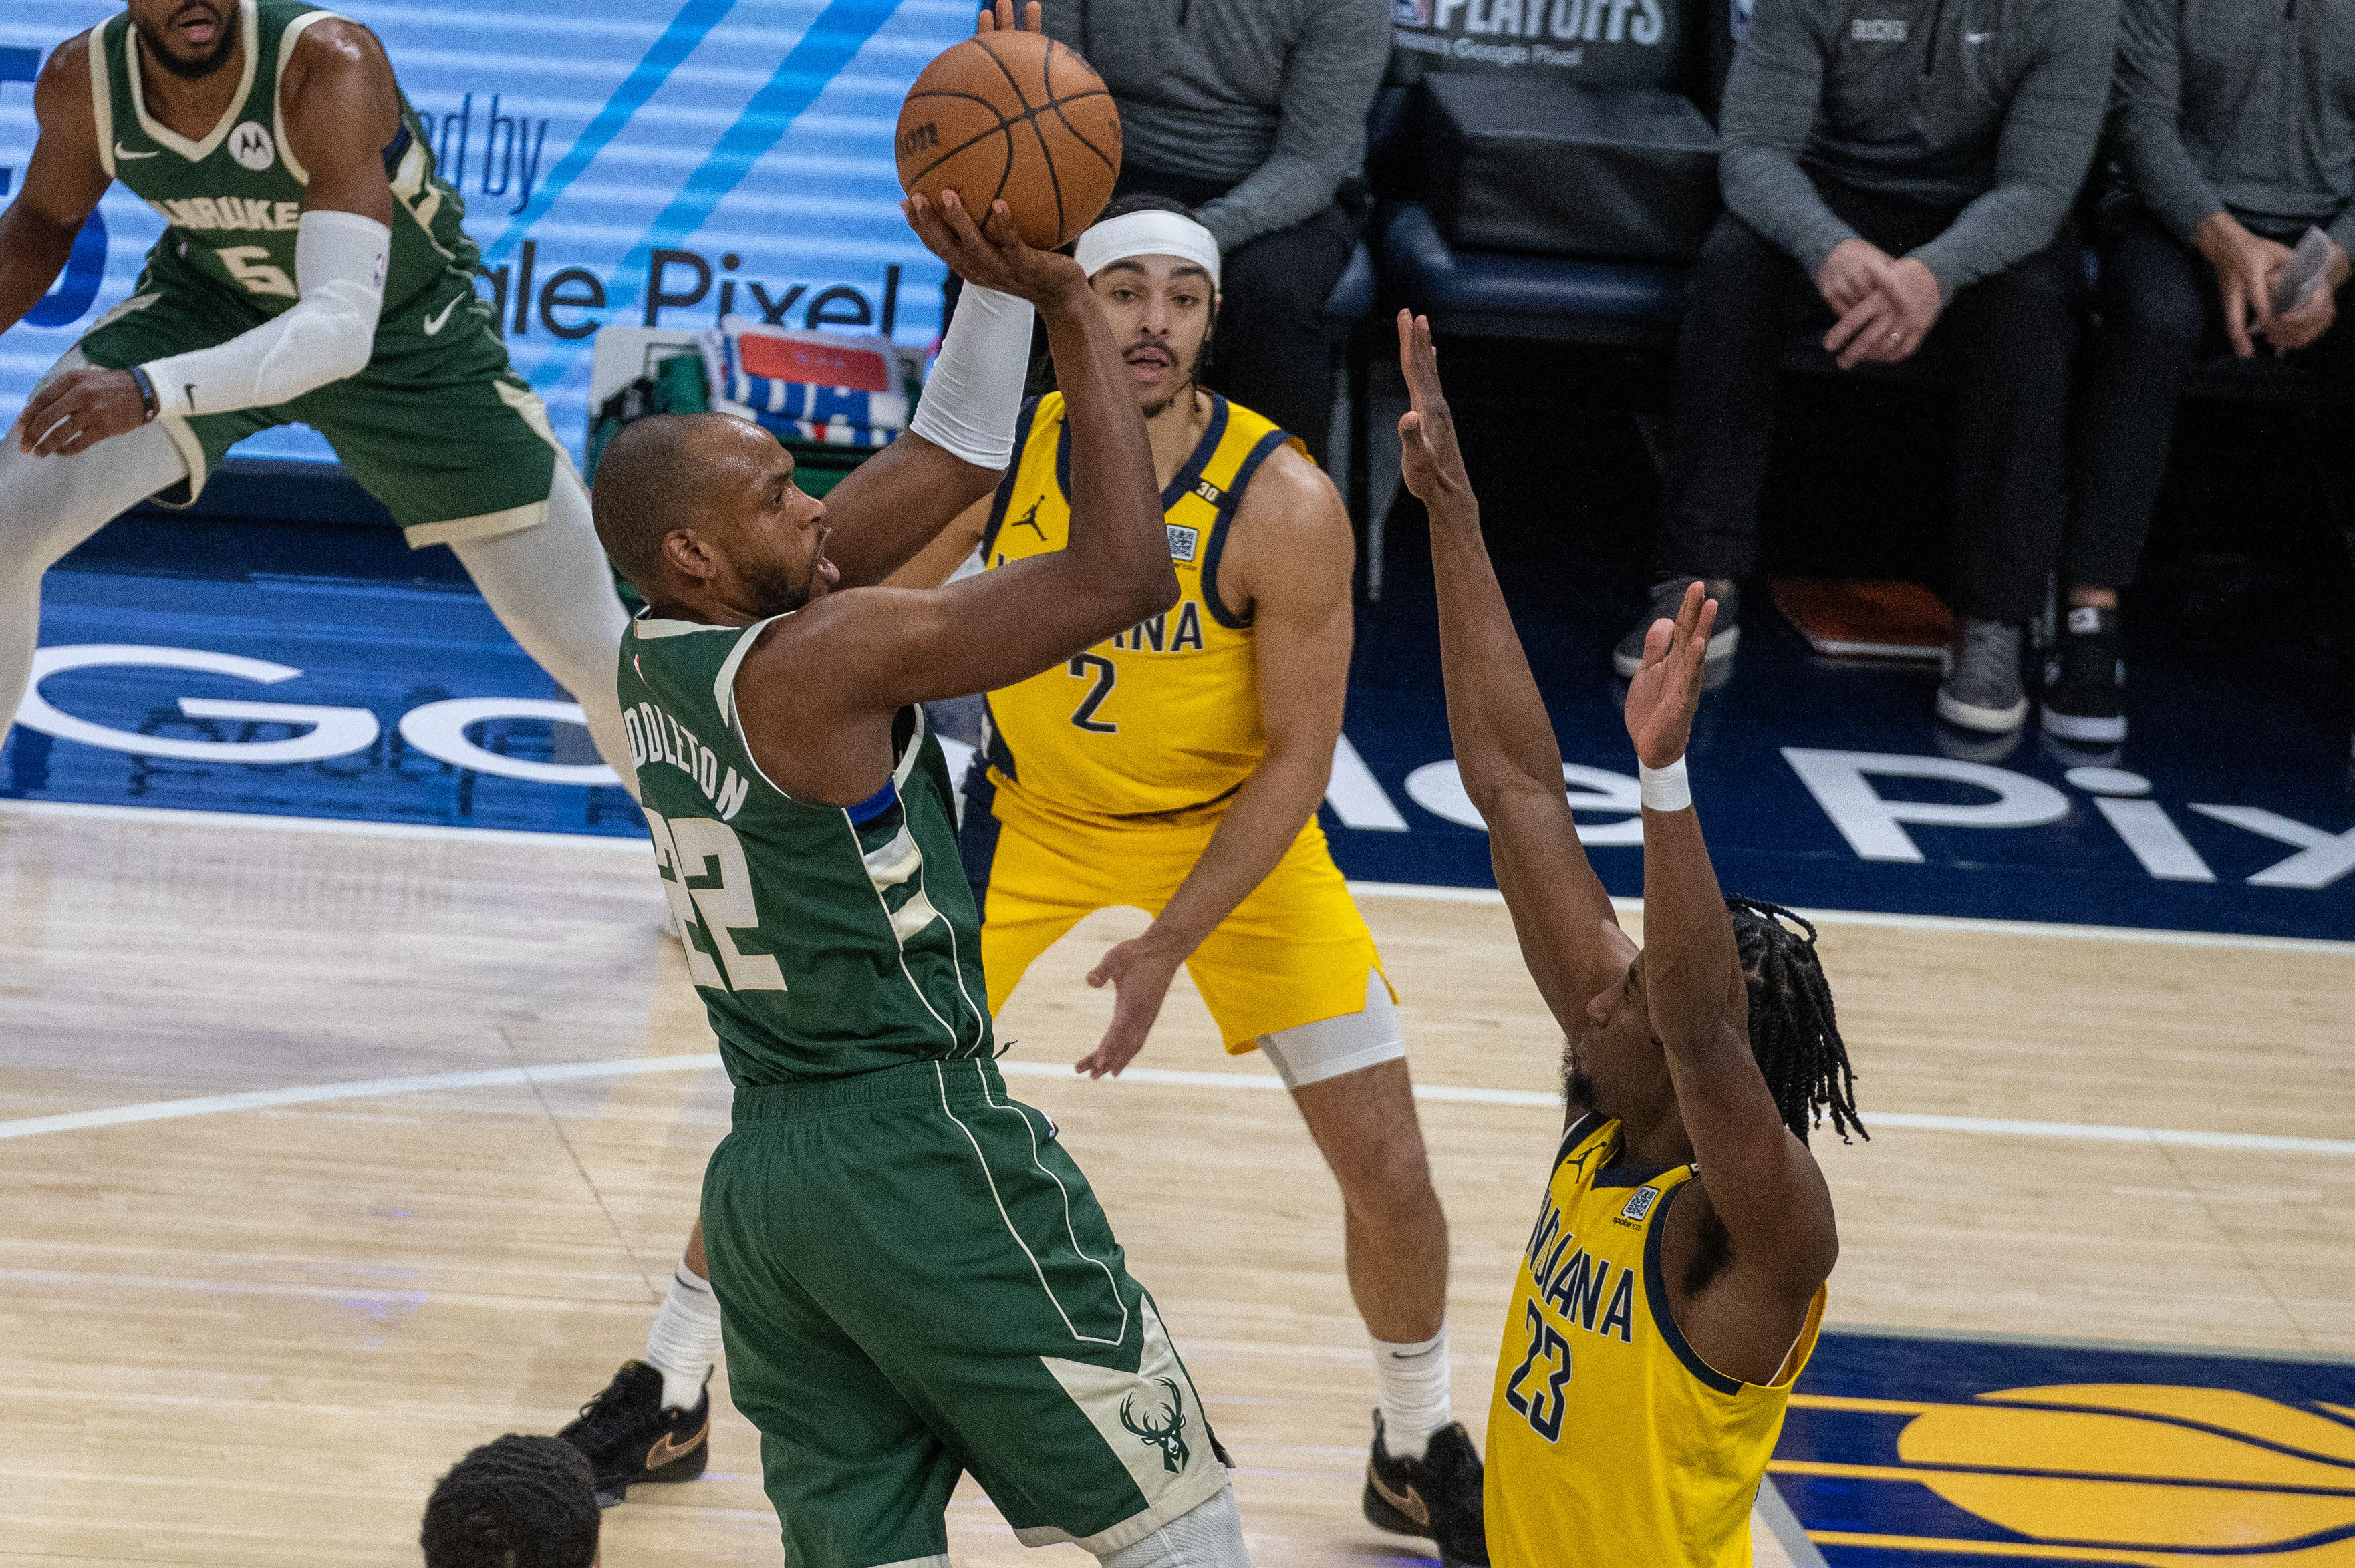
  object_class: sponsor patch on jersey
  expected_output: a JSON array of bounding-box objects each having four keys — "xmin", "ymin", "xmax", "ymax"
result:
[
  {"xmin": 1167, "ymin": 523, "xmax": 1200, "ymax": 563},
  {"xmin": 1851, "ymin": 17, "xmax": 1907, "ymax": 41},
  {"xmin": 1619, "ymin": 1185, "xmax": 1661, "ymax": 1223},
  {"xmin": 228, "ymin": 121, "xmax": 277, "ymax": 172}
]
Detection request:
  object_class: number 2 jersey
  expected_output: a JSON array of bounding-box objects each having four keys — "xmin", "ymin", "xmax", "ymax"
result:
[
  {"xmin": 976, "ymin": 392, "xmax": 1302, "ymax": 820},
  {"xmin": 620, "ymin": 612, "xmax": 994, "ymax": 1084},
  {"xmin": 1486, "ymin": 1112, "xmax": 1825, "ymax": 1567},
  {"xmin": 88, "ymin": 0, "xmax": 488, "ymax": 364}
]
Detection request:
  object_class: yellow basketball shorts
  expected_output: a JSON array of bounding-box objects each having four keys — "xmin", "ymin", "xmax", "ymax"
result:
[{"xmin": 961, "ymin": 770, "xmax": 1391, "ymax": 1051}]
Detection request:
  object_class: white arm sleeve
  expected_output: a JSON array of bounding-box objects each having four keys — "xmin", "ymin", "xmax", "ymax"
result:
[
  {"xmin": 906, "ymin": 283, "xmax": 1035, "ymax": 470},
  {"xmin": 141, "ymin": 209, "xmax": 389, "ymax": 418}
]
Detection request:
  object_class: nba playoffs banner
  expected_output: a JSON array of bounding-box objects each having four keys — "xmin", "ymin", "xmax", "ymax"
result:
[{"xmin": 0, "ymin": 0, "xmax": 970, "ymax": 466}]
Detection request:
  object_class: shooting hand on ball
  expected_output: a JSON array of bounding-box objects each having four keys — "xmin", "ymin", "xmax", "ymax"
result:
[{"xmin": 903, "ymin": 189, "xmax": 1085, "ymax": 307}]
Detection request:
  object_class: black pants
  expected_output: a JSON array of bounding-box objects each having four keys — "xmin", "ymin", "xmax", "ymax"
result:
[
  {"xmin": 1112, "ymin": 164, "xmax": 1358, "ymax": 468},
  {"xmin": 2068, "ymin": 207, "xmax": 2355, "ymax": 591},
  {"xmin": 1655, "ymin": 178, "xmax": 2083, "ymax": 624}
]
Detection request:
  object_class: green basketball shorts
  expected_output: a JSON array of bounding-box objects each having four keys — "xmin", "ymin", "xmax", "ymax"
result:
[
  {"xmin": 702, "ymin": 1056, "xmax": 1231, "ymax": 1567},
  {"xmin": 78, "ymin": 253, "xmax": 560, "ymax": 548}
]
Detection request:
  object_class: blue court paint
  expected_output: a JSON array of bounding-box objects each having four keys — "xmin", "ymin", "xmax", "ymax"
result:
[
  {"xmin": 1784, "ymin": 1331, "xmax": 2355, "ymax": 1564},
  {"xmin": 6, "ymin": 546, "xmax": 2352, "ymax": 939}
]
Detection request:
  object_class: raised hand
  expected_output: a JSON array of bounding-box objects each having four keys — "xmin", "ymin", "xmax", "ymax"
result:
[
  {"xmin": 976, "ymin": 0, "xmax": 1044, "ymax": 33},
  {"xmin": 903, "ymin": 189, "xmax": 1084, "ymax": 307},
  {"xmin": 1075, "ymin": 933, "xmax": 1185, "ymax": 1079},
  {"xmin": 1623, "ymin": 579, "xmax": 1717, "ymax": 770},
  {"xmin": 1396, "ymin": 309, "xmax": 1470, "ymax": 506}
]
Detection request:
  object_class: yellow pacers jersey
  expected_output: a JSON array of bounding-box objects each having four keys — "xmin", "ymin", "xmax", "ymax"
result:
[
  {"xmin": 978, "ymin": 392, "xmax": 1304, "ymax": 819},
  {"xmin": 1486, "ymin": 1113, "xmax": 1825, "ymax": 1567}
]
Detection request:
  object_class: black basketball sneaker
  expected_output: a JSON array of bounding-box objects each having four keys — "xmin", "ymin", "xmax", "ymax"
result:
[
  {"xmin": 1363, "ymin": 1411, "xmax": 1489, "ymax": 1567},
  {"xmin": 557, "ymin": 1360, "xmax": 710, "ymax": 1507}
]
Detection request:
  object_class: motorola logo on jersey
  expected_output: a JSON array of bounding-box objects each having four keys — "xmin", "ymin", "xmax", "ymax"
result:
[{"xmin": 227, "ymin": 120, "xmax": 275, "ymax": 171}]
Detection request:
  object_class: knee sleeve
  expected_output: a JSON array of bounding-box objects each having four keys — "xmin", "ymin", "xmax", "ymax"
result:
[
  {"xmin": 448, "ymin": 462, "xmax": 638, "ymax": 794},
  {"xmin": 1256, "ymin": 971, "xmax": 1405, "ymax": 1091},
  {"xmin": 1093, "ymin": 1485, "xmax": 1250, "ymax": 1568}
]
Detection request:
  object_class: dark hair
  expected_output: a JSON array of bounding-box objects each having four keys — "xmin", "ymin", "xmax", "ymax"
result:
[
  {"xmin": 420, "ymin": 1434, "xmax": 599, "ymax": 1568},
  {"xmin": 1725, "ymin": 897, "xmax": 1865, "ymax": 1146},
  {"xmin": 1026, "ymin": 192, "xmax": 1220, "ymax": 397}
]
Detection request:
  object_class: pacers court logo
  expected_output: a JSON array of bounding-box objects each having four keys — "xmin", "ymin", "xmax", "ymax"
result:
[
  {"xmin": 1783, "ymin": 1353, "xmax": 2355, "ymax": 1560},
  {"xmin": 229, "ymin": 121, "xmax": 276, "ymax": 171}
]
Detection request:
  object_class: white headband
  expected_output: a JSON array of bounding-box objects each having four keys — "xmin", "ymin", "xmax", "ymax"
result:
[{"xmin": 1075, "ymin": 210, "xmax": 1222, "ymax": 289}]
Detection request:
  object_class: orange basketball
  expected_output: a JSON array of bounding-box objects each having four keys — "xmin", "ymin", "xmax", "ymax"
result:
[{"xmin": 895, "ymin": 29, "xmax": 1121, "ymax": 251}]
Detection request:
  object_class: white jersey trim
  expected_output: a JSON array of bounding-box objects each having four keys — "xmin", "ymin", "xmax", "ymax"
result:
[
  {"xmin": 88, "ymin": 29, "xmax": 116, "ymax": 180},
  {"xmin": 271, "ymin": 8, "xmax": 349, "ymax": 187},
  {"xmin": 127, "ymin": 0, "xmax": 260, "ymax": 164}
]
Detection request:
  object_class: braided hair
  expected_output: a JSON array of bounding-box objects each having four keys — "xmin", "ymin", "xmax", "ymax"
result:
[
  {"xmin": 420, "ymin": 1434, "xmax": 599, "ymax": 1568},
  {"xmin": 1725, "ymin": 897, "xmax": 1865, "ymax": 1146}
]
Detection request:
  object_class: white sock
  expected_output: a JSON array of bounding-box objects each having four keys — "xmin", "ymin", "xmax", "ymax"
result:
[
  {"xmin": 1371, "ymin": 1325, "xmax": 1451, "ymax": 1461},
  {"xmin": 644, "ymin": 1263, "xmax": 722, "ymax": 1412}
]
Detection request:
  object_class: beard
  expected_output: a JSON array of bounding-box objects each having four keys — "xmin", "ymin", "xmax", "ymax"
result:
[
  {"xmin": 1131, "ymin": 333, "xmax": 1211, "ymax": 421},
  {"xmin": 136, "ymin": 3, "xmax": 241, "ymax": 81},
  {"xmin": 738, "ymin": 550, "xmax": 817, "ymax": 617}
]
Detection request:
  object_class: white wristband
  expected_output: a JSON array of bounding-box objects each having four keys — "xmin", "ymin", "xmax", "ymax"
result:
[
  {"xmin": 908, "ymin": 283, "xmax": 1035, "ymax": 470},
  {"xmin": 1639, "ymin": 756, "xmax": 1691, "ymax": 812}
]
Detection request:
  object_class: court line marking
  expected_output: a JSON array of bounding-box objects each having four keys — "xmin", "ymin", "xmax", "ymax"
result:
[
  {"xmin": 5, "ymin": 1050, "xmax": 2352, "ymax": 1159},
  {"xmin": 9, "ymin": 796, "xmax": 2345, "ymax": 951},
  {"xmin": 7, "ymin": 799, "xmax": 2352, "ymax": 955}
]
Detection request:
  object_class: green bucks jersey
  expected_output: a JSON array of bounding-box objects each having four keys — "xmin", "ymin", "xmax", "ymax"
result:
[
  {"xmin": 90, "ymin": 0, "xmax": 483, "ymax": 327},
  {"xmin": 620, "ymin": 613, "xmax": 996, "ymax": 1084}
]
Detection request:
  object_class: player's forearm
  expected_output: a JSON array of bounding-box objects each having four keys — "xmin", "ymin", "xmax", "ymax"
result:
[
  {"xmin": 1427, "ymin": 490, "xmax": 1571, "ymax": 805},
  {"xmin": 822, "ymin": 434, "xmax": 1001, "ymax": 588},
  {"xmin": 1639, "ymin": 799, "xmax": 1743, "ymax": 1058},
  {"xmin": 1146, "ymin": 748, "xmax": 1330, "ymax": 957},
  {"xmin": 0, "ymin": 207, "xmax": 81, "ymax": 337},
  {"xmin": 1038, "ymin": 286, "xmax": 1177, "ymax": 626}
]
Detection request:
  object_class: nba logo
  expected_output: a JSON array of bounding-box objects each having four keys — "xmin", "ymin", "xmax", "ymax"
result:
[
  {"xmin": 1620, "ymin": 1186, "xmax": 1659, "ymax": 1222},
  {"xmin": 1394, "ymin": 0, "xmax": 1432, "ymax": 25}
]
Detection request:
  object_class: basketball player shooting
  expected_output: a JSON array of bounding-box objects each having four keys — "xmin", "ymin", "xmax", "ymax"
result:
[
  {"xmin": 579, "ymin": 157, "xmax": 1259, "ymax": 1568},
  {"xmin": 1395, "ymin": 310, "xmax": 1866, "ymax": 1567},
  {"xmin": 0, "ymin": 0, "xmax": 636, "ymax": 785}
]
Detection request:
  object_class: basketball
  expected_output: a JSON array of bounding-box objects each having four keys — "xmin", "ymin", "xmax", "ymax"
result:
[{"xmin": 895, "ymin": 29, "xmax": 1121, "ymax": 251}]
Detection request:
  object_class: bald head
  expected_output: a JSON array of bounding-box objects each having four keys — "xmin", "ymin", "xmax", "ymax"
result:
[
  {"xmin": 591, "ymin": 412, "xmax": 833, "ymax": 621},
  {"xmin": 592, "ymin": 414, "xmax": 758, "ymax": 599}
]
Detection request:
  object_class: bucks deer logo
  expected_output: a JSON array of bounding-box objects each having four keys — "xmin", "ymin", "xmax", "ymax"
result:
[{"xmin": 1120, "ymin": 1378, "xmax": 1190, "ymax": 1473}]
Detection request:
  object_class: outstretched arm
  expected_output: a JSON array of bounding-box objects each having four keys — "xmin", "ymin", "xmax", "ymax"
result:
[
  {"xmin": 748, "ymin": 195, "xmax": 1173, "ymax": 720},
  {"xmin": 1629, "ymin": 586, "xmax": 1837, "ymax": 1297},
  {"xmin": 1401, "ymin": 311, "xmax": 1632, "ymax": 1036}
]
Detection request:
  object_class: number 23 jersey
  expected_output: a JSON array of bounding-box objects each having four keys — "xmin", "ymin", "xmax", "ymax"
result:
[
  {"xmin": 976, "ymin": 393, "xmax": 1302, "ymax": 820},
  {"xmin": 1486, "ymin": 1112, "xmax": 1825, "ymax": 1567}
]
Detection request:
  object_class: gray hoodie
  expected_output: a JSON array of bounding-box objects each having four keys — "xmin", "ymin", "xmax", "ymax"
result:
[
  {"xmin": 2112, "ymin": 0, "xmax": 2355, "ymax": 257},
  {"xmin": 1042, "ymin": 0, "xmax": 1391, "ymax": 253},
  {"xmin": 1719, "ymin": 0, "xmax": 2120, "ymax": 298}
]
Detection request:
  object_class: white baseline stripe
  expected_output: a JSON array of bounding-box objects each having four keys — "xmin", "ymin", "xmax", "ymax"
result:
[
  {"xmin": 5, "ymin": 800, "xmax": 2346, "ymax": 955},
  {"xmin": 3, "ymin": 1052, "xmax": 2350, "ymax": 1159}
]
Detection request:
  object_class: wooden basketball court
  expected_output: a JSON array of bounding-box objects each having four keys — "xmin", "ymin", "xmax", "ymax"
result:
[{"xmin": 1, "ymin": 800, "xmax": 2347, "ymax": 1565}]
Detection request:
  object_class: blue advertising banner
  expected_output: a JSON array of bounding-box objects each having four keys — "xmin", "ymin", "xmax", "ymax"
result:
[{"xmin": 0, "ymin": 0, "xmax": 967, "ymax": 463}]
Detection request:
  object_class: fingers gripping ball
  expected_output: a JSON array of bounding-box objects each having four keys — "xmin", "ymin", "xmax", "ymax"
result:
[{"xmin": 895, "ymin": 29, "xmax": 1121, "ymax": 250}]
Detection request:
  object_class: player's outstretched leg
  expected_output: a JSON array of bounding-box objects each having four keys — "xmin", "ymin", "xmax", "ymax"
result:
[
  {"xmin": 1260, "ymin": 985, "xmax": 1485, "ymax": 1567},
  {"xmin": 447, "ymin": 461, "xmax": 638, "ymax": 797},
  {"xmin": 558, "ymin": 1226, "xmax": 720, "ymax": 1506},
  {"xmin": 0, "ymin": 350, "xmax": 192, "ymax": 733}
]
